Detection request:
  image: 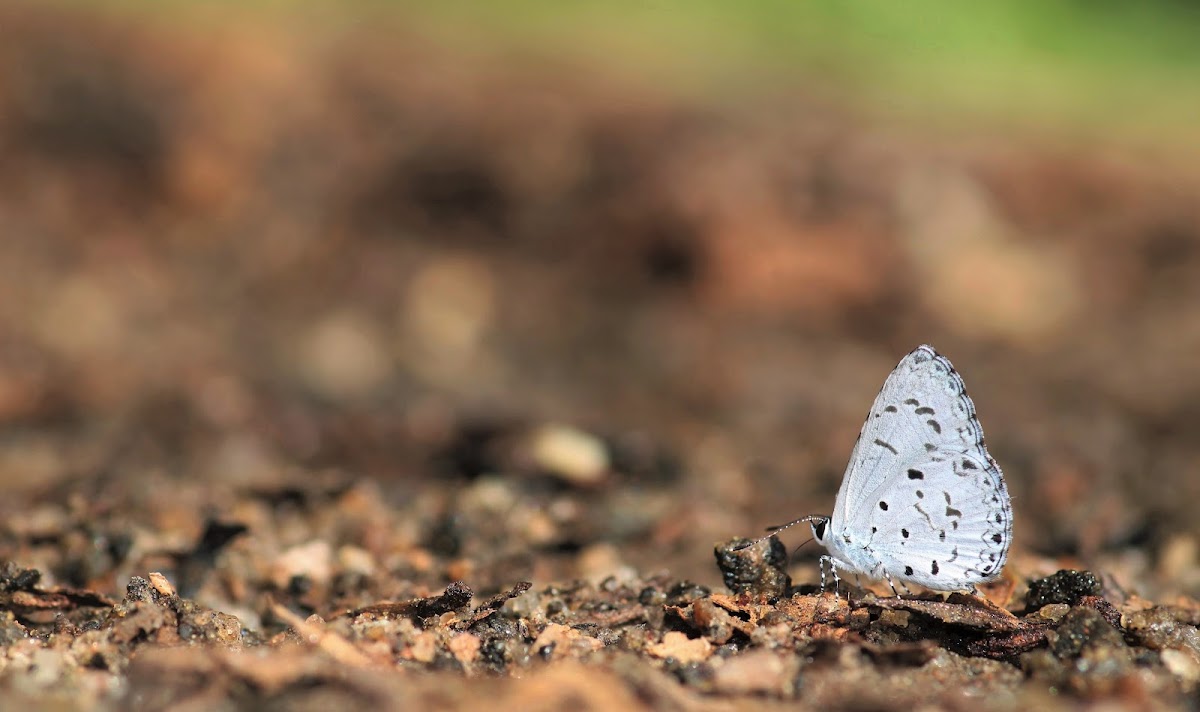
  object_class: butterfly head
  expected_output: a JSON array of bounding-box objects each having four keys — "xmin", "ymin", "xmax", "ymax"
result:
[{"xmin": 808, "ymin": 516, "xmax": 830, "ymax": 546}]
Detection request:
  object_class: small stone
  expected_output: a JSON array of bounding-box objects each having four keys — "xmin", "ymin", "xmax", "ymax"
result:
[
  {"xmin": 271, "ymin": 540, "xmax": 333, "ymax": 589},
  {"xmin": 404, "ymin": 631, "xmax": 439, "ymax": 664},
  {"xmin": 400, "ymin": 255, "xmax": 495, "ymax": 386},
  {"xmin": 638, "ymin": 587, "xmax": 666, "ymax": 606},
  {"xmin": 521, "ymin": 510, "xmax": 558, "ymax": 546},
  {"xmin": 1161, "ymin": 648, "xmax": 1200, "ymax": 684},
  {"xmin": 848, "ymin": 608, "xmax": 872, "ymax": 631},
  {"xmin": 691, "ymin": 599, "xmax": 735, "ymax": 645},
  {"xmin": 1049, "ymin": 607, "xmax": 1125, "ymax": 659},
  {"xmin": 714, "ymin": 537, "xmax": 790, "ymax": 599},
  {"xmin": 147, "ymin": 572, "xmax": 176, "ymax": 598},
  {"xmin": 1158, "ymin": 535, "xmax": 1198, "ymax": 583},
  {"xmin": 1124, "ymin": 606, "xmax": 1200, "ymax": 653},
  {"xmin": 1021, "ymin": 649, "xmax": 1066, "ymax": 682},
  {"xmin": 710, "ymin": 649, "xmax": 798, "ymax": 696},
  {"xmin": 297, "ymin": 311, "xmax": 391, "ymax": 401},
  {"xmin": 647, "ymin": 631, "xmax": 712, "ymax": 664},
  {"xmin": 878, "ymin": 609, "xmax": 910, "ymax": 628},
  {"xmin": 1026, "ymin": 570, "xmax": 1101, "ymax": 609},
  {"xmin": 448, "ymin": 632, "xmax": 482, "ymax": 665},
  {"xmin": 528, "ymin": 424, "xmax": 609, "ymax": 485},
  {"xmin": 1037, "ymin": 603, "xmax": 1071, "ymax": 622},
  {"xmin": 531, "ymin": 623, "xmax": 603, "ymax": 661},
  {"xmin": 27, "ymin": 648, "xmax": 64, "ymax": 688},
  {"xmin": 336, "ymin": 545, "xmax": 377, "ymax": 577},
  {"xmin": 125, "ymin": 576, "xmax": 154, "ymax": 604}
]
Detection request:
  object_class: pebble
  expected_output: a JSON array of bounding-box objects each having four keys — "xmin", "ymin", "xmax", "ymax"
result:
[
  {"xmin": 1161, "ymin": 648, "xmax": 1200, "ymax": 685},
  {"xmin": 148, "ymin": 572, "xmax": 176, "ymax": 598},
  {"xmin": 297, "ymin": 311, "xmax": 390, "ymax": 400},
  {"xmin": 1037, "ymin": 603, "xmax": 1071, "ymax": 622},
  {"xmin": 531, "ymin": 623, "xmax": 603, "ymax": 661},
  {"xmin": 647, "ymin": 631, "xmax": 712, "ymax": 665},
  {"xmin": 710, "ymin": 649, "xmax": 798, "ymax": 697},
  {"xmin": 1025, "ymin": 569, "xmax": 1101, "ymax": 608},
  {"xmin": 528, "ymin": 424, "xmax": 609, "ymax": 485},
  {"xmin": 448, "ymin": 632, "xmax": 482, "ymax": 666},
  {"xmin": 336, "ymin": 545, "xmax": 377, "ymax": 577},
  {"xmin": 271, "ymin": 541, "xmax": 333, "ymax": 589}
]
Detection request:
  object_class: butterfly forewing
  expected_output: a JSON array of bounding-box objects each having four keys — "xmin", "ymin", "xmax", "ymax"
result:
[{"xmin": 833, "ymin": 345, "xmax": 988, "ymax": 528}]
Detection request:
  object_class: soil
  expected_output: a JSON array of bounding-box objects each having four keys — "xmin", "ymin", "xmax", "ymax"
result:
[{"xmin": 1, "ymin": 5, "xmax": 1200, "ymax": 710}]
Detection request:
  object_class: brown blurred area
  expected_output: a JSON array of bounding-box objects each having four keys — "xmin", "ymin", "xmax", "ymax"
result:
[{"xmin": 1, "ymin": 2, "xmax": 1200, "ymax": 604}]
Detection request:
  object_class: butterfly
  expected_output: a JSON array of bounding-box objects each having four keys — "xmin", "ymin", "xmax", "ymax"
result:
[{"xmin": 741, "ymin": 345, "xmax": 1012, "ymax": 595}]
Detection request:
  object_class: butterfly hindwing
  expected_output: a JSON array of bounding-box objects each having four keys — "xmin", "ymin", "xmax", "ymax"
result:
[{"xmin": 867, "ymin": 449, "xmax": 1012, "ymax": 588}]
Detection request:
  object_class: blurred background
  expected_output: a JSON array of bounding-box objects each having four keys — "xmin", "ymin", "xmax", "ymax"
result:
[{"xmin": 2, "ymin": 0, "xmax": 1200, "ymax": 611}]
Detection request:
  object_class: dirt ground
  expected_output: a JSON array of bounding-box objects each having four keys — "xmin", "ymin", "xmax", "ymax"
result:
[{"xmin": 2, "ymin": 6, "xmax": 1200, "ymax": 710}]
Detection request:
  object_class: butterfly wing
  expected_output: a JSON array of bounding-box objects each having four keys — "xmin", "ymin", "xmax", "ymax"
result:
[
  {"xmin": 832, "ymin": 344, "xmax": 992, "ymax": 530},
  {"xmin": 867, "ymin": 449, "xmax": 1011, "ymax": 588}
]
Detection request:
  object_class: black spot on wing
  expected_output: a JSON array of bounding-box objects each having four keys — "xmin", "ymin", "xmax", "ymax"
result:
[
  {"xmin": 915, "ymin": 406, "xmax": 935, "ymax": 415},
  {"xmin": 904, "ymin": 566, "xmax": 914, "ymax": 576},
  {"xmin": 931, "ymin": 560, "xmax": 939, "ymax": 576},
  {"xmin": 913, "ymin": 503, "xmax": 932, "ymax": 525},
  {"xmin": 946, "ymin": 506, "xmax": 962, "ymax": 518},
  {"xmin": 884, "ymin": 405, "xmax": 897, "ymax": 413},
  {"xmin": 907, "ymin": 469, "xmax": 924, "ymax": 480},
  {"xmin": 961, "ymin": 459, "xmax": 978, "ymax": 470},
  {"xmin": 879, "ymin": 501, "xmax": 889, "ymax": 511},
  {"xmin": 927, "ymin": 419, "xmax": 942, "ymax": 434},
  {"xmin": 873, "ymin": 438, "xmax": 899, "ymax": 455},
  {"xmin": 904, "ymin": 398, "xmax": 919, "ymax": 406}
]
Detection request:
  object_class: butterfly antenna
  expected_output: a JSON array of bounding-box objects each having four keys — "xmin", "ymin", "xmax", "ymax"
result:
[
  {"xmin": 732, "ymin": 515, "xmax": 824, "ymax": 551},
  {"xmin": 790, "ymin": 534, "xmax": 820, "ymax": 558}
]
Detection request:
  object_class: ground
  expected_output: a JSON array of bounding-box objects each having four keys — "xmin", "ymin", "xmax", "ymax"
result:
[{"xmin": 1, "ymin": 5, "xmax": 1200, "ymax": 711}]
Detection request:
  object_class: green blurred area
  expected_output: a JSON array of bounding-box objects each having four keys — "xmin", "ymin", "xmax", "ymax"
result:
[{"xmin": 73, "ymin": 0, "xmax": 1200, "ymax": 143}]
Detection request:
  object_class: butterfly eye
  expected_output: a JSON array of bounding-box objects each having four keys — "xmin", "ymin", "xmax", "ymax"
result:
[{"xmin": 812, "ymin": 519, "xmax": 827, "ymax": 541}]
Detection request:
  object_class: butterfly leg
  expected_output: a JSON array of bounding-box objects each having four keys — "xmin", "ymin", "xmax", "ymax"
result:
[
  {"xmin": 883, "ymin": 570, "xmax": 900, "ymax": 597},
  {"xmin": 818, "ymin": 555, "xmax": 838, "ymax": 596},
  {"xmin": 821, "ymin": 556, "xmax": 842, "ymax": 598}
]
